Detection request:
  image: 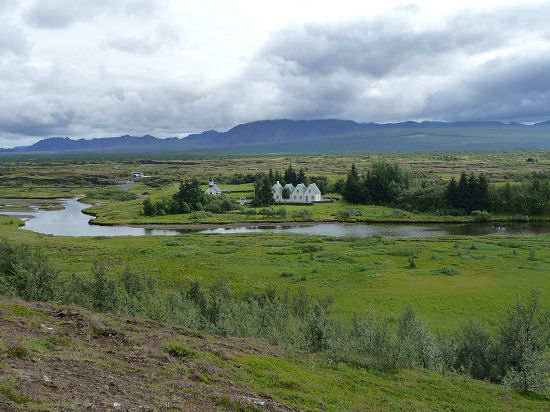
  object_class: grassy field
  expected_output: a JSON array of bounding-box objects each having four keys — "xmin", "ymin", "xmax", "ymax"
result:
[
  {"xmin": 2, "ymin": 213, "xmax": 549, "ymax": 331},
  {"xmin": 3, "ymin": 150, "xmax": 550, "ymax": 225},
  {"xmin": 1, "ymin": 152, "xmax": 550, "ymax": 408}
]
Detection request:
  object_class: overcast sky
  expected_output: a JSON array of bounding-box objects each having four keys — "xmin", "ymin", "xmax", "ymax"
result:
[{"xmin": 1, "ymin": 0, "xmax": 549, "ymax": 147}]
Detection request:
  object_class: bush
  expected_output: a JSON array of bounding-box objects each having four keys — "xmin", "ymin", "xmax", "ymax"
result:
[
  {"xmin": 0, "ymin": 239, "xmax": 61, "ymax": 302},
  {"xmin": 471, "ymin": 210, "xmax": 492, "ymax": 222},
  {"xmin": 189, "ymin": 211, "xmax": 214, "ymax": 220},
  {"xmin": 162, "ymin": 341, "xmax": 196, "ymax": 358},
  {"xmin": 291, "ymin": 209, "xmax": 313, "ymax": 220}
]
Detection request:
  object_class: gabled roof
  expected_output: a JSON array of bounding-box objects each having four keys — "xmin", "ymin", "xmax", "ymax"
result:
[
  {"xmin": 308, "ymin": 183, "xmax": 321, "ymax": 194},
  {"xmin": 205, "ymin": 184, "xmax": 222, "ymax": 193}
]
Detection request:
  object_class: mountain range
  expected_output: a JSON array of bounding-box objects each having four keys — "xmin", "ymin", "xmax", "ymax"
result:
[{"xmin": 2, "ymin": 119, "xmax": 550, "ymax": 153}]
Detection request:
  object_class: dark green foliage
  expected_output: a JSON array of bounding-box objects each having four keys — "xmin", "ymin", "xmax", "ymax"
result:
[
  {"xmin": 284, "ymin": 164, "xmax": 298, "ymax": 186},
  {"xmin": 143, "ymin": 177, "xmax": 237, "ymax": 216},
  {"xmin": 445, "ymin": 172, "xmax": 490, "ymax": 213},
  {"xmin": 252, "ymin": 175, "xmax": 274, "ymax": 207},
  {"xmin": 173, "ymin": 178, "xmax": 206, "ymax": 212},
  {"xmin": 490, "ymin": 178, "xmax": 550, "ymax": 215},
  {"xmin": 343, "ymin": 162, "xmax": 411, "ymax": 206},
  {"xmin": 452, "ymin": 320, "xmax": 494, "ymax": 380},
  {"xmin": 281, "ymin": 186, "xmax": 291, "ymax": 202}
]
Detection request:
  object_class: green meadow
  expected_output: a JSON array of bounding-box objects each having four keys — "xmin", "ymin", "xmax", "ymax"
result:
[{"xmin": 2, "ymin": 213, "xmax": 549, "ymax": 331}]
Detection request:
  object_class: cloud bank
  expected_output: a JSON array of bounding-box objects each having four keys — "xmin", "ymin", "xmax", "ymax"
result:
[{"xmin": 0, "ymin": 1, "xmax": 549, "ymax": 147}]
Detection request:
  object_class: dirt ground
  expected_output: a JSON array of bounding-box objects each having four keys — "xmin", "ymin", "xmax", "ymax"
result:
[{"xmin": 0, "ymin": 297, "xmax": 296, "ymax": 411}]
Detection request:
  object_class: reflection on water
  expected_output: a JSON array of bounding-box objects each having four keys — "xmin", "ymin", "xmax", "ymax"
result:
[
  {"xmin": 1, "ymin": 198, "xmax": 185, "ymax": 237},
  {"xmin": 199, "ymin": 222, "xmax": 550, "ymax": 237},
  {"xmin": 1, "ymin": 197, "xmax": 549, "ymax": 238}
]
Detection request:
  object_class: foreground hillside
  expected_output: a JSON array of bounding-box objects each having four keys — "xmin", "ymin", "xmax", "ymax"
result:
[{"xmin": 1, "ymin": 297, "xmax": 548, "ymax": 411}]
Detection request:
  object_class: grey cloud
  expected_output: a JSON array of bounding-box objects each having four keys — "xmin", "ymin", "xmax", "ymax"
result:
[
  {"xmin": 424, "ymin": 56, "xmax": 550, "ymax": 122},
  {"xmin": 23, "ymin": 0, "xmax": 162, "ymax": 29},
  {"xmin": 2, "ymin": 2, "xmax": 550, "ymax": 146},
  {"xmin": 104, "ymin": 37, "xmax": 160, "ymax": 55},
  {"xmin": 0, "ymin": 24, "xmax": 29, "ymax": 58},
  {"xmin": 103, "ymin": 26, "xmax": 179, "ymax": 55},
  {"xmin": 259, "ymin": 4, "xmax": 550, "ymax": 80}
]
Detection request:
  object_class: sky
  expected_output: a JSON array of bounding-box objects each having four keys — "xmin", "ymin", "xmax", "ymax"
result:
[{"xmin": 1, "ymin": 0, "xmax": 550, "ymax": 147}]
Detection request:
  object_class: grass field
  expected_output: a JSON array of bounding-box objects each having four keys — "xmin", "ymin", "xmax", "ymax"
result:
[
  {"xmin": 1, "ymin": 152, "xmax": 550, "ymax": 408},
  {"xmin": 2, "ymin": 213, "xmax": 549, "ymax": 331}
]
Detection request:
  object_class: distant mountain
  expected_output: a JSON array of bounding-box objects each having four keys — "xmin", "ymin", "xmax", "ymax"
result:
[{"xmin": 2, "ymin": 119, "xmax": 550, "ymax": 154}]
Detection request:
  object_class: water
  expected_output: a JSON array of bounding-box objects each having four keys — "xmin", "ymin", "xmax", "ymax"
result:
[
  {"xmin": 0, "ymin": 198, "xmax": 184, "ymax": 237},
  {"xmin": 1, "ymin": 197, "xmax": 550, "ymax": 238}
]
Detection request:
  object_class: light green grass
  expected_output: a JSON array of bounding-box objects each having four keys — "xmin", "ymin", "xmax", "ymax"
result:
[{"xmin": 2, "ymin": 215, "xmax": 550, "ymax": 331}]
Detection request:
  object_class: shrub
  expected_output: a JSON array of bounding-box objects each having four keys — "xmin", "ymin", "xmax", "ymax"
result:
[
  {"xmin": 5, "ymin": 343, "xmax": 32, "ymax": 360},
  {"xmin": 471, "ymin": 210, "xmax": 492, "ymax": 222},
  {"xmin": 189, "ymin": 211, "xmax": 214, "ymax": 220},
  {"xmin": 162, "ymin": 341, "xmax": 196, "ymax": 358},
  {"xmin": 291, "ymin": 209, "xmax": 313, "ymax": 220}
]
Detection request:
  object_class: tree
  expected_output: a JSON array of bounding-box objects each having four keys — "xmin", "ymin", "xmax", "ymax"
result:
[
  {"xmin": 142, "ymin": 198, "xmax": 155, "ymax": 216},
  {"xmin": 172, "ymin": 178, "xmax": 205, "ymax": 212},
  {"xmin": 284, "ymin": 164, "xmax": 298, "ymax": 186},
  {"xmin": 267, "ymin": 169, "xmax": 275, "ymax": 185},
  {"xmin": 495, "ymin": 289, "xmax": 549, "ymax": 392},
  {"xmin": 363, "ymin": 162, "xmax": 411, "ymax": 205},
  {"xmin": 445, "ymin": 177, "xmax": 459, "ymax": 209},
  {"xmin": 457, "ymin": 171, "xmax": 469, "ymax": 211},
  {"xmin": 90, "ymin": 260, "xmax": 118, "ymax": 312},
  {"xmin": 343, "ymin": 163, "xmax": 360, "ymax": 203},
  {"xmin": 282, "ymin": 186, "xmax": 291, "ymax": 203},
  {"xmin": 252, "ymin": 175, "xmax": 274, "ymax": 207},
  {"xmin": 297, "ymin": 167, "xmax": 307, "ymax": 185}
]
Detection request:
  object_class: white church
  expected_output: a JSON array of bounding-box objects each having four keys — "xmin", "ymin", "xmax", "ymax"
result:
[{"xmin": 272, "ymin": 181, "xmax": 321, "ymax": 203}]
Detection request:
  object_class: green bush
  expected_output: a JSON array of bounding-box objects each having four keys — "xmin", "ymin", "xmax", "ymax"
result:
[
  {"xmin": 291, "ymin": 209, "xmax": 313, "ymax": 220},
  {"xmin": 162, "ymin": 341, "xmax": 196, "ymax": 358},
  {"xmin": 190, "ymin": 211, "xmax": 214, "ymax": 220}
]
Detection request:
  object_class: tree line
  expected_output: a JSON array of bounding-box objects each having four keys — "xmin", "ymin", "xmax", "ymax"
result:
[
  {"xmin": 342, "ymin": 162, "xmax": 550, "ymax": 217},
  {"xmin": 1, "ymin": 238, "xmax": 548, "ymax": 393}
]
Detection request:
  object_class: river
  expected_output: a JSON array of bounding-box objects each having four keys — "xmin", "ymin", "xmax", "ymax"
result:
[{"xmin": 1, "ymin": 197, "xmax": 549, "ymax": 238}]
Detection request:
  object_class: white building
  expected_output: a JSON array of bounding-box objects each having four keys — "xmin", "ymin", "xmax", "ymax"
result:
[
  {"xmin": 272, "ymin": 181, "xmax": 321, "ymax": 203},
  {"xmin": 205, "ymin": 177, "xmax": 222, "ymax": 195}
]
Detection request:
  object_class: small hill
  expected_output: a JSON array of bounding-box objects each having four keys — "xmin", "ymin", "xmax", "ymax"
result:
[
  {"xmin": 1, "ymin": 297, "xmax": 548, "ymax": 411},
  {"xmin": 3, "ymin": 119, "xmax": 550, "ymax": 154}
]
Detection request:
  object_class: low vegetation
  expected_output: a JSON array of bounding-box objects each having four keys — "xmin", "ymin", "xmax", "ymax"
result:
[{"xmin": 1, "ymin": 238, "xmax": 549, "ymax": 396}]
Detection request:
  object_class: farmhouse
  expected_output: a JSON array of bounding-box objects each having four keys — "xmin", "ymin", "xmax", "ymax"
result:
[
  {"xmin": 205, "ymin": 177, "xmax": 222, "ymax": 195},
  {"xmin": 272, "ymin": 181, "xmax": 321, "ymax": 203}
]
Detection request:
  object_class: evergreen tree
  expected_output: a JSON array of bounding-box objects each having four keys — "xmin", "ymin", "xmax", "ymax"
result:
[
  {"xmin": 282, "ymin": 186, "xmax": 291, "ymax": 203},
  {"xmin": 252, "ymin": 175, "xmax": 274, "ymax": 207},
  {"xmin": 267, "ymin": 169, "xmax": 275, "ymax": 185},
  {"xmin": 343, "ymin": 163, "xmax": 360, "ymax": 203},
  {"xmin": 284, "ymin": 164, "xmax": 298, "ymax": 186},
  {"xmin": 445, "ymin": 177, "xmax": 459, "ymax": 209},
  {"xmin": 173, "ymin": 178, "xmax": 205, "ymax": 212},
  {"xmin": 457, "ymin": 172, "xmax": 469, "ymax": 211},
  {"xmin": 297, "ymin": 167, "xmax": 307, "ymax": 185}
]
